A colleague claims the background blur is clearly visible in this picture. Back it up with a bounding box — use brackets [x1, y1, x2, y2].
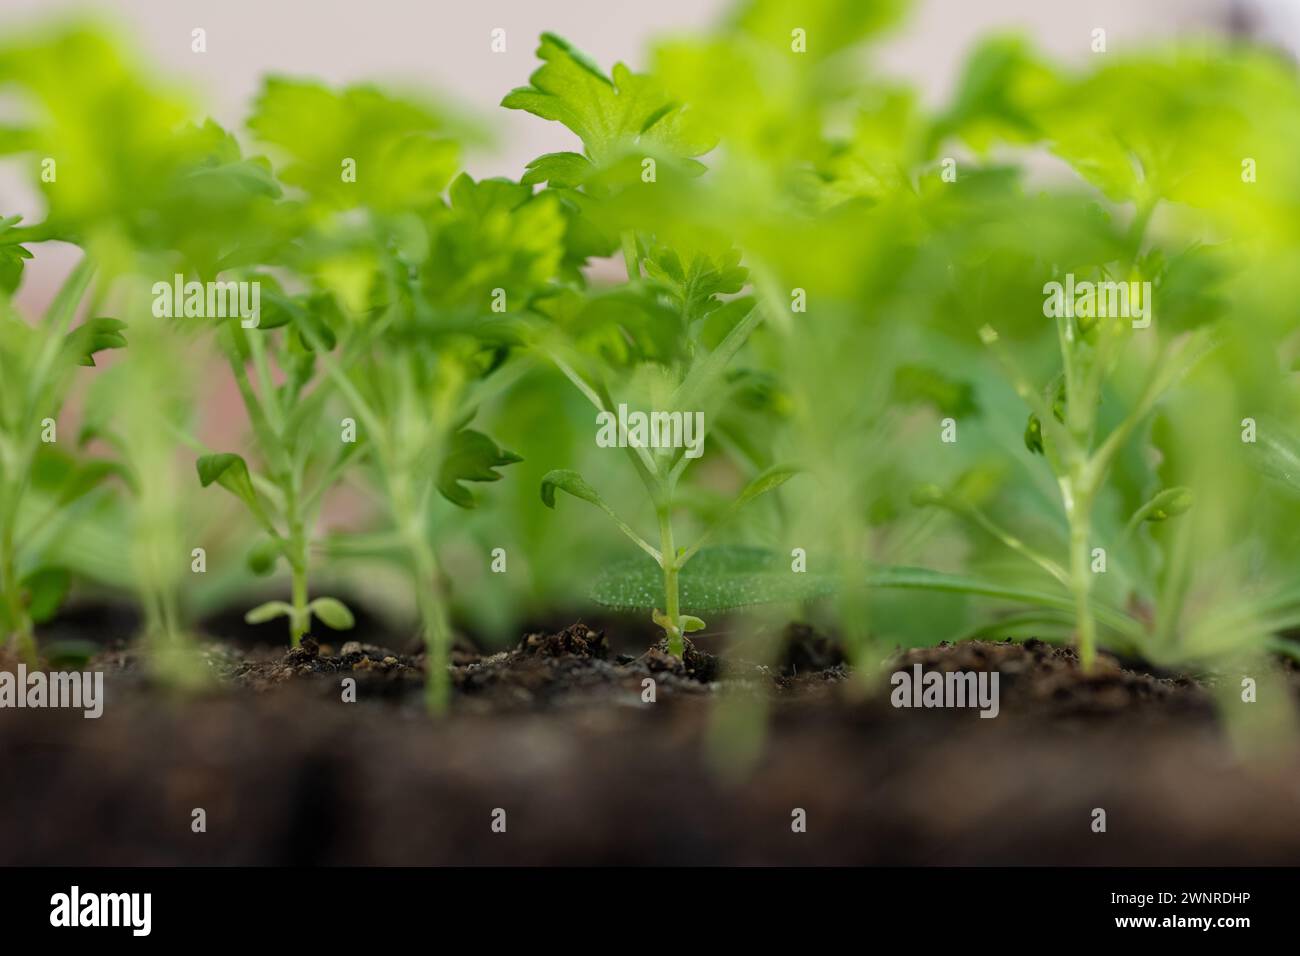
[3, 0, 1296, 305]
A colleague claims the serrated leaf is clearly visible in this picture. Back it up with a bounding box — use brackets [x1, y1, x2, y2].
[309, 596, 355, 630]
[62, 318, 127, 367]
[643, 245, 747, 324]
[532, 283, 686, 366]
[502, 33, 714, 164]
[593, 545, 835, 612]
[0, 242, 33, 294]
[437, 429, 522, 508]
[521, 151, 595, 187]
[249, 77, 459, 212]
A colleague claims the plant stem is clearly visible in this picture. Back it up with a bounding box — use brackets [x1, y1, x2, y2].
[287, 529, 309, 647]
[0, 503, 35, 661]
[390, 477, 452, 714]
[657, 501, 683, 657]
[1063, 471, 1098, 671]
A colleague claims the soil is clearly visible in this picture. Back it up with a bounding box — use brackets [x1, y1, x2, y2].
[3, 614, 1300, 865]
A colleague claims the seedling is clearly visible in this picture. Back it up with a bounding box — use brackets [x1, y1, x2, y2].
[247, 80, 532, 710]
[194, 295, 361, 647]
[0, 244, 124, 661]
[504, 35, 809, 655]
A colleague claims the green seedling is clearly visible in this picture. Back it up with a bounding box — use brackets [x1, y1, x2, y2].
[194, 297, 361, 647]
[247, 80, 531, 711]
[0, 247, 124, 661]
[505, 34, 806, 655]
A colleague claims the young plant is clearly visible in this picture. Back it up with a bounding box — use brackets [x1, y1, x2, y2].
[892, 39, 1300, 672]
[0, 244, 124, 660]
[504, 35, 812, 654]
[194, 294, 360, 647]
[247, 79, 535, 711]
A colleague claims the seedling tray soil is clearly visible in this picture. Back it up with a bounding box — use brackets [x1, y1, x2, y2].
[4, 626, 1298, 866]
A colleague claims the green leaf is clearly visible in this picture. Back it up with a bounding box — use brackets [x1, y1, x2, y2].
[1134, 486, 1193, 523]
[643, 245, 747, 324]
[22, 567, 71, 623]
[540, 468, 603, 510]
[532, 283, 686, 366]
[244, 600, 294, 625]
[541, 469, 661, 562]
[1024, 413, 1044, 455]
[249, 77, 460, 211]
[521, 151, 595, 188]
[437, 429, 522, 508]
[502, 33, 714, 165]
[62, 318, 127, 367]
[0, 242, 32, 294]
[680, 614, 707, 632]
[196, 452, 260, 513]
[422, 174, 566, 313]
[733, 463, 800, 511]
[309, 596, 355, 630]
[593, 545, 836, 612]
[864, 566, 1145, 642]
[1249, 426, 1300, 498]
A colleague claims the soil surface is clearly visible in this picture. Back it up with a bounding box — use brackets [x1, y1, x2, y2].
[3, 617, 1300, 865]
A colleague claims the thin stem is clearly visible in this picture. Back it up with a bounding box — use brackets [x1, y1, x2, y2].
[247, 330, 284, 436]
[284, 474, 310, 647]
[1063, 474, 1098, 670]
[0, 507, 35, 661]
[546, 348, 659, 481]
[657, 500, 683, 658]
[620, 231, 641, 282]
[951, 501, 1071, 588]
[390, 474, 452, 714]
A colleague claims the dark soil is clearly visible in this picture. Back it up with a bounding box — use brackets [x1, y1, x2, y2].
[2, 617, 1299, 865]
